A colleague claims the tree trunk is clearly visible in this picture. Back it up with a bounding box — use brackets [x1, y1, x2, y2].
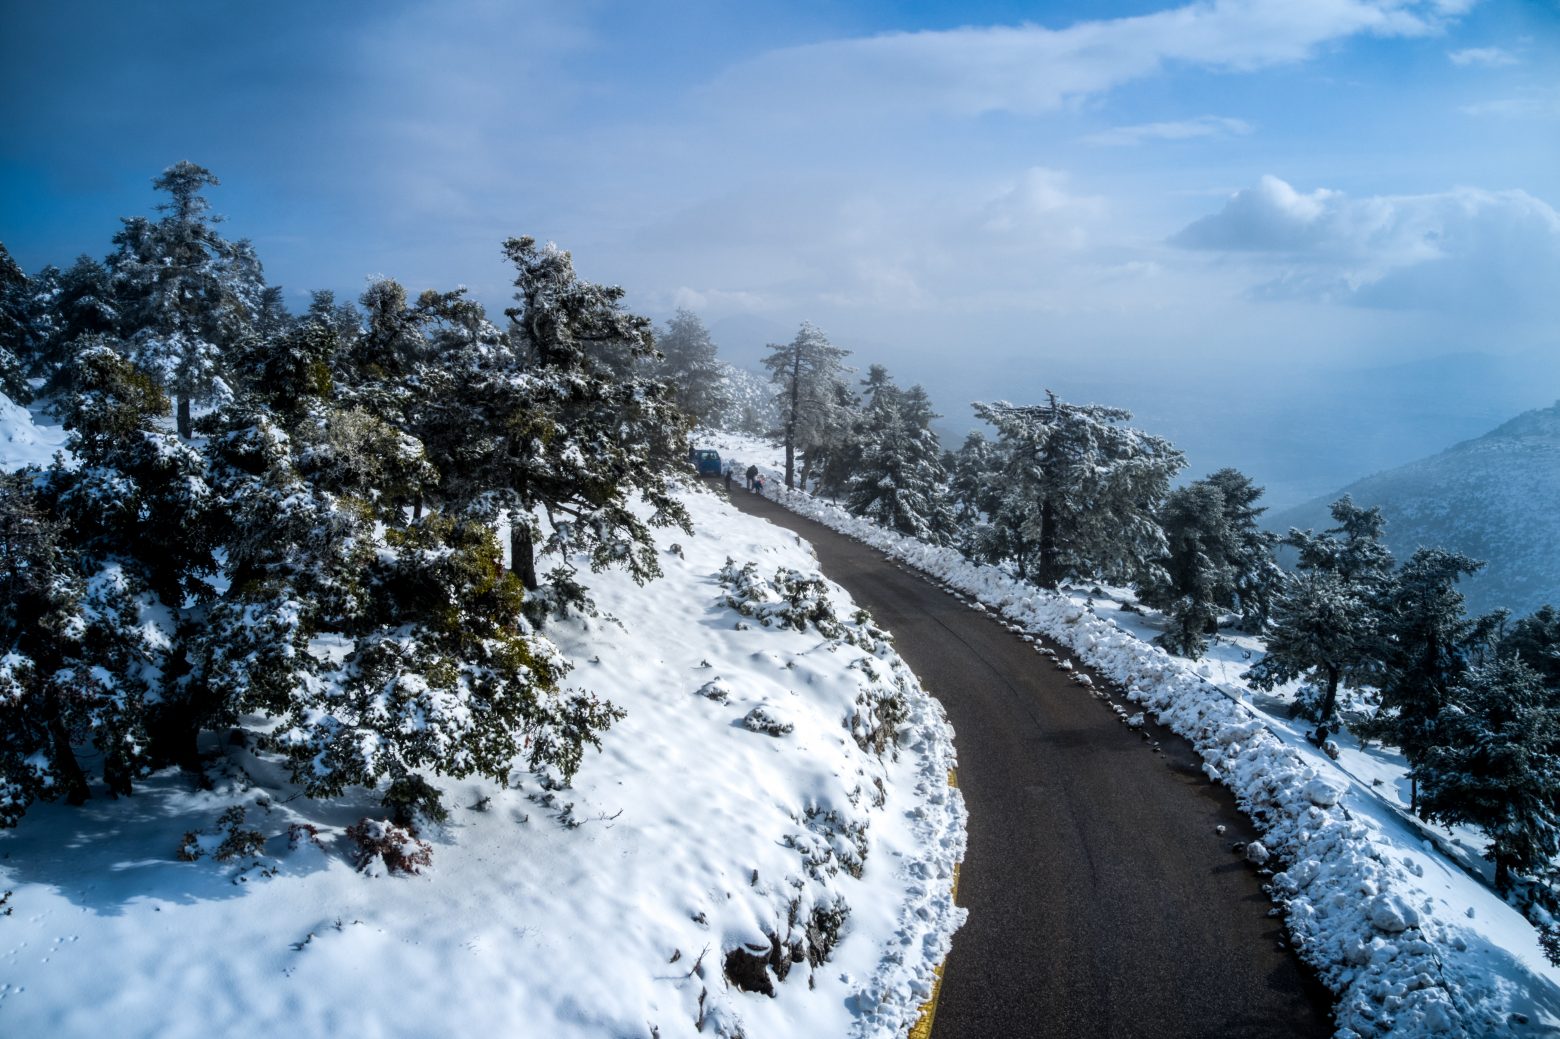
[1037, 497, 1060, 588]
[511, 521, 539, 592]
[784, 438, 796, 492]
[177, 395, 193, 439]
[1318, 664, 1341, 729]
[1494, 853, 1513, 893]
[46, 712, 91, 806]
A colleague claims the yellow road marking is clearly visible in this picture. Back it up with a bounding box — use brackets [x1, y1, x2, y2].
[909, 769, 962, 1039]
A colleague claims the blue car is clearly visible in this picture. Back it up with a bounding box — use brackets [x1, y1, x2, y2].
[689, 448, 723, 476]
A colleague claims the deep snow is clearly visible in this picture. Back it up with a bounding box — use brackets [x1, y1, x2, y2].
[0, 400, 965, 1039]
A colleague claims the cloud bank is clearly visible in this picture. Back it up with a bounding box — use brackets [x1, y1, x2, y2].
[1173, 175, 1560, 314]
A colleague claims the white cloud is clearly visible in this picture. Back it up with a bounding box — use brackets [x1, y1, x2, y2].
[1085, 115, 1254, 146]
[1448, 45, 1518, 66]
[1172, 175, 1560, 314]
[710, 1, 1465, 119]
[980, 167, 1104, 240]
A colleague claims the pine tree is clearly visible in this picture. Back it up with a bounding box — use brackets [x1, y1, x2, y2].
[763, 322, 851, 490]
[485, 236, 691, 606]
[972, 392, 1184, 587]
[0, 244, 35, 401]
[845, 370, 956, 544]
[42, 345, 213, 772]
[1202, 468, 1285, 631]
[1140, 469, 1284, 658]
[33, 255, 121, 396]
[1364, 547, 1497, 809]
[1503, 605, 1560, 688]
[110, 162, 253, 437]
[1245, 497, 1394, 736]
[1417, 658, 1560, 891]
[654, 308, 729, 426]
[1140, 481, 1237, 658]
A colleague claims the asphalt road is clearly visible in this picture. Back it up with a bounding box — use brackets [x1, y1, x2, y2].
[725, 487, 1332, 1039]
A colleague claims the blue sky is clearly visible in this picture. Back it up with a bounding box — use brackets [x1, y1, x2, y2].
[3, 0, 1558, 503]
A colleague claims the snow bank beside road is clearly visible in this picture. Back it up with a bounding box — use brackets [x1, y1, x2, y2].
[706, 431, 1557, 1038]
[0, 476, 964, 1039]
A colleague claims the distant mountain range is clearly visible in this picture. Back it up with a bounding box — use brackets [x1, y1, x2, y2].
[1267, 400, 1560, 620]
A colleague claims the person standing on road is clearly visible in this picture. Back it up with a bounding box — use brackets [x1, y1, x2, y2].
[745, 464, 758, 491]
[723, 465, 734, 493]
[755, 474, 765, 497]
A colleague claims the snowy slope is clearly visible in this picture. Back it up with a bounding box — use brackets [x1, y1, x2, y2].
[1269, 401, 1560, 618]
[0, 442, 965, 1038]
[706, 430, 1560, 1039]
[0, 393, 66, 470]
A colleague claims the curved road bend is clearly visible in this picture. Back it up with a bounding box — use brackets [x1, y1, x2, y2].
[726, 489, 1331, 1039]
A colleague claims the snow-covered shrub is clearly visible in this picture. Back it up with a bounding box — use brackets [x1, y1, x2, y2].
[347, 817, 433, 876]
[716, 559, 885, 651]
[742, 703, 794, 737]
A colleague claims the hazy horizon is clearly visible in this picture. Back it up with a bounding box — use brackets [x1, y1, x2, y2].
[4, 0, 1558, 508]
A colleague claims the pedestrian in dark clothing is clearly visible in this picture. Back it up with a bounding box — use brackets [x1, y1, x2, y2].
[723, 466, 734, 493]
[755, 474, 765, 497]
[745, 464, 758, 491]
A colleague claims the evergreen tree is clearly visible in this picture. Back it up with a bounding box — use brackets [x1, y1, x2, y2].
[1364, 548, 1497, 809]
[1417, 657, 1560, 891]
[34, 255, 120, 395]
[486, 236, 691, 605]
[972, 392, 1184, 587]
[1244, 497, 1394, 736]
[654, 308, 728, 426]
[110, 162, 253, 437]
[763, 322, 851, 490]
[845, 370, 956, 544]
[1141, 469, 1284, 658]
[948, 430, 997, 527]
[1503, 605, 1560, 688]
[40, 345, 213, 772]
[1140, 481, 1236, 658]
[0, 244, 36, 401]
[1202, 468, 1285, 630]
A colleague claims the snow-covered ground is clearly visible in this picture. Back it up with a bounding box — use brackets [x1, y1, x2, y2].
[707, 429, 1560, 1039]
[0, 400, 964, 1039]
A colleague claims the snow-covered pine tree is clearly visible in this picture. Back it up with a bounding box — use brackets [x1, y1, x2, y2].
[0, 244, 35, 401]
[763, 322, 852, 490]
[972, 392, 1184, 588]
[43, 345, 214, 772]
[1202, 468, 1285, 630]
[32, 255, 120, 396]
[1503, 605, 1560, 688]
[1139, 481, 1237, 659]
[1417, 657, 1560, 891]
[1244, 496, 1394, 735]
[492, 236, 692, 606]
[1140, 468, 1284, 658]
[272, 513, 618, 816]
[110, 162, 254, 437]
[653, 308, 729, 426]
[1362, 547, 1499, 810]
[0, 468, 162, 817]
[845, 370, 956, 544]
[712, 361, 781, 434]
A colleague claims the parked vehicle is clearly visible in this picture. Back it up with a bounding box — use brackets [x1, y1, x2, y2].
[688, 448, 722, 476]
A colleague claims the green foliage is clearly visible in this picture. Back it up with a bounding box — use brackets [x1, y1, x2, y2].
[1140, 469, 1283, 658]
[1417, 658, 1560, 891]
[973, 392, 1184, 588]
[1245, 496, 1394, 731]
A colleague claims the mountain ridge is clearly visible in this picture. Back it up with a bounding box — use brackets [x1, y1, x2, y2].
[1267, 399, 1560, 619]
